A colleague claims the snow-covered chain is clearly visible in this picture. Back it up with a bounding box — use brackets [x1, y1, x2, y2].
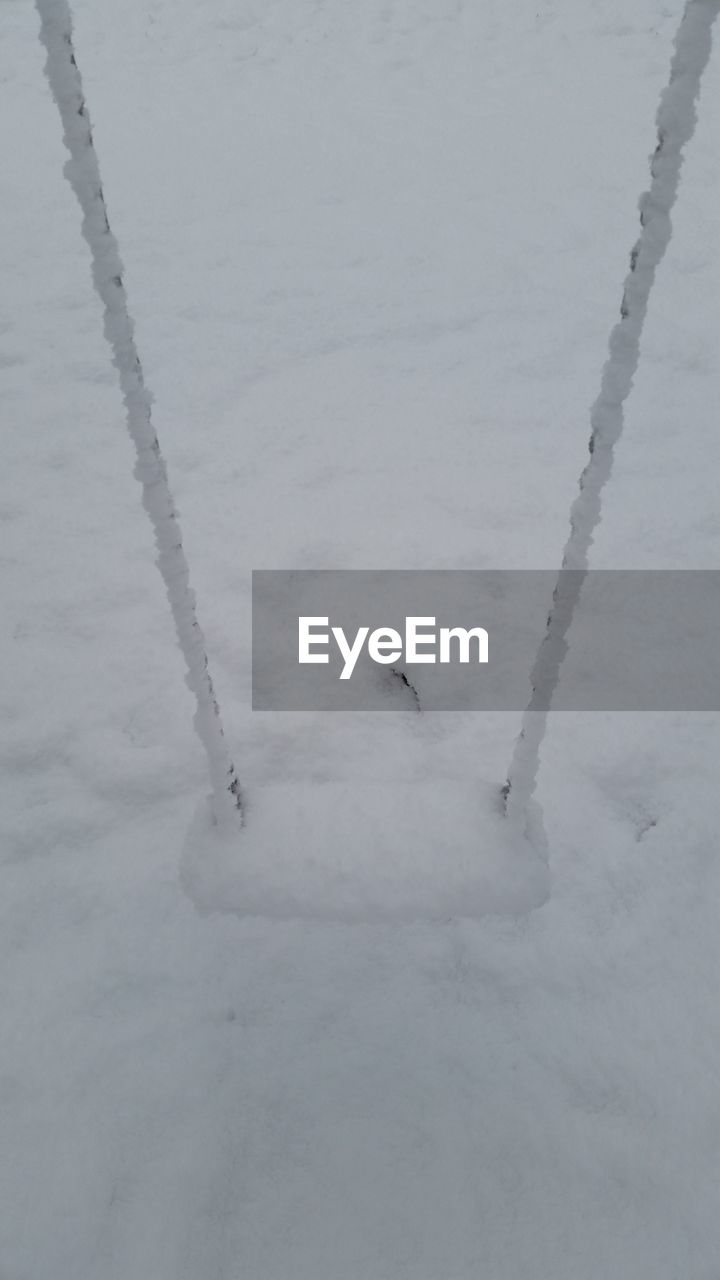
[504, 0, 720, 834]
[36, 0, 243, 824]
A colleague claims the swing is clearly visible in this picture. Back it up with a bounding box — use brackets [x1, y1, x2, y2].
[36, 0, 719, 922]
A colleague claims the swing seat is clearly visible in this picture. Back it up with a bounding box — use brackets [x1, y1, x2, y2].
[181, 781, 549, 923]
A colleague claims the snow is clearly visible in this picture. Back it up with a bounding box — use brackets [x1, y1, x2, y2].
[2, 0, 720, 1276]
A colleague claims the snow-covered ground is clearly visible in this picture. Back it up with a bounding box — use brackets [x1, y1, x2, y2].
[2, 0, 720, 1275]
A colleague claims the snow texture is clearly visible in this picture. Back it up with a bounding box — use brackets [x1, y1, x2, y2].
[2, 0, 720, 1276]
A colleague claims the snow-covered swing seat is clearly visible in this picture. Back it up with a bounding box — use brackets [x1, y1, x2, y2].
[36, 0, 720, 920]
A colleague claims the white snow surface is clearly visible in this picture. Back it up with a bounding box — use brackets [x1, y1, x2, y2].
[2, 1, 720, 1276]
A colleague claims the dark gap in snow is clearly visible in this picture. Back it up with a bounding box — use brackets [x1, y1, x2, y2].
[388, 666, 422, 711]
